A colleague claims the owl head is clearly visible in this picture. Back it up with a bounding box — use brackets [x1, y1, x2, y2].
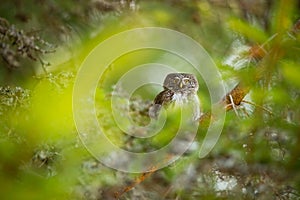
[163, 73, 199, 93]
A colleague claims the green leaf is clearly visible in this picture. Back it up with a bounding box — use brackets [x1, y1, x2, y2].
[228, 18, 268, 43]
[281, 61, 300, 88]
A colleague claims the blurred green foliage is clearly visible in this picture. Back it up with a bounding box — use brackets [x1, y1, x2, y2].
[0, 0, 300, 199]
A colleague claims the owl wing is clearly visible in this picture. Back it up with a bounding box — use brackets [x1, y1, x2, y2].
[154, 89, 174, 106]
[149, 90, 174, 119]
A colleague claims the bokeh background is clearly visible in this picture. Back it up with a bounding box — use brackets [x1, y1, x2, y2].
[0, 0, 300, 199]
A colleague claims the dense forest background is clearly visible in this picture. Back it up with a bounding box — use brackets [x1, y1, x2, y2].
[1, 0, 300, 199]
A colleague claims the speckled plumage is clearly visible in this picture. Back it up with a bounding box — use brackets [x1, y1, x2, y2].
[149, 73, 200, 120]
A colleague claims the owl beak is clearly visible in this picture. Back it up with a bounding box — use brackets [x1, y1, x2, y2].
[179, 81, 183, 88]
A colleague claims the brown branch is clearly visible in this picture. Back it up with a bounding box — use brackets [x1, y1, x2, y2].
[223, 83, 251, 110]
[199, 82, 250, 125]
[114, 166, 157, 199]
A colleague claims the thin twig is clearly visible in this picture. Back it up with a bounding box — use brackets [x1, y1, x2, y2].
[242, 100, 273, 115]
[229, 94, 240, 118]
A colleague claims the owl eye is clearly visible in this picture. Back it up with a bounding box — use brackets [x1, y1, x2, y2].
[182, 78, 190, 84]
[174, 77, 181, 83]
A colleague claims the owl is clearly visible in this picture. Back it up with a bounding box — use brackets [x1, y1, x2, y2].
[149, 73, 200, 120]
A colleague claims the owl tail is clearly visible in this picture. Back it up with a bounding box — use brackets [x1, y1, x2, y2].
[148, 104, 161, 119]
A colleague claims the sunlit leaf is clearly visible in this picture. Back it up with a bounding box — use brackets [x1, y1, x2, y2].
[228, 18, 268, 43]
[281, 61, 300, 88]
